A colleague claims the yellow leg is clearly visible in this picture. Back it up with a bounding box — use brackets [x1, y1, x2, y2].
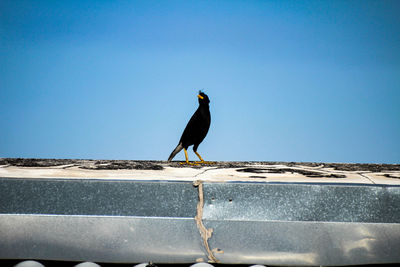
[185, 148, 190, 164]
[195, 151, 204, 162]
[179, 148, 199, 166]
[194, 151, 215, 164]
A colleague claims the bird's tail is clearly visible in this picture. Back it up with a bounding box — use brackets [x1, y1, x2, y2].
[168, 143, 184, 162]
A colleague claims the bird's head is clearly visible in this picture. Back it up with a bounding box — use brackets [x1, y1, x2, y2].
[197, 91, 210, 105]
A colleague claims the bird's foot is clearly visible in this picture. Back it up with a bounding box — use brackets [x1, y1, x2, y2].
[195, 161, 216, 165]
[179, 161, 200, 166]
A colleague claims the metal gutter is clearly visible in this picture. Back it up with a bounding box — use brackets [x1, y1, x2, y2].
[1, 176, 400, 265]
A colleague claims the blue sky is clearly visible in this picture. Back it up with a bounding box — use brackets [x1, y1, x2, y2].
[1, 0, 399, 163]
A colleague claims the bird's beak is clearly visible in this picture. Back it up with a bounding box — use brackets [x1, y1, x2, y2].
[198, 94, 204, 100]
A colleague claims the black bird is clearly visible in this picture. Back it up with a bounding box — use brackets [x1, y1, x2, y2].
[168, 91, 211, 165]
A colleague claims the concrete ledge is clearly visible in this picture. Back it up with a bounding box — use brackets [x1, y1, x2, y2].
[1, 158, 399, 185]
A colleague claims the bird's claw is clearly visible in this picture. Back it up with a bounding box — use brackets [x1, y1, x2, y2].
[194, 161, 216, 165]
[180, 161, 200, 166]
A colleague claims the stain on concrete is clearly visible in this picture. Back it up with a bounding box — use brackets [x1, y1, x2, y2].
[382, 173, 400, 179]
[236, 167, 346, 178]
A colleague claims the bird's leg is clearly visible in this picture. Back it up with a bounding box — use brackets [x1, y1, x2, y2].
[194, 151, 205, 162]
[194, 151, 215, 164]
[180, 148, 199, 166]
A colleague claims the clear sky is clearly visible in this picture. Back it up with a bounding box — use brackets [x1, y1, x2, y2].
[1, 0, 399, 163]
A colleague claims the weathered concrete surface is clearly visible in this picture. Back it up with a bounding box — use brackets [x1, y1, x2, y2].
[1, 158, 399, 185]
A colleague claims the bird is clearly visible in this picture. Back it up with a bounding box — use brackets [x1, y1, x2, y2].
[168, 91, 211, 165]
